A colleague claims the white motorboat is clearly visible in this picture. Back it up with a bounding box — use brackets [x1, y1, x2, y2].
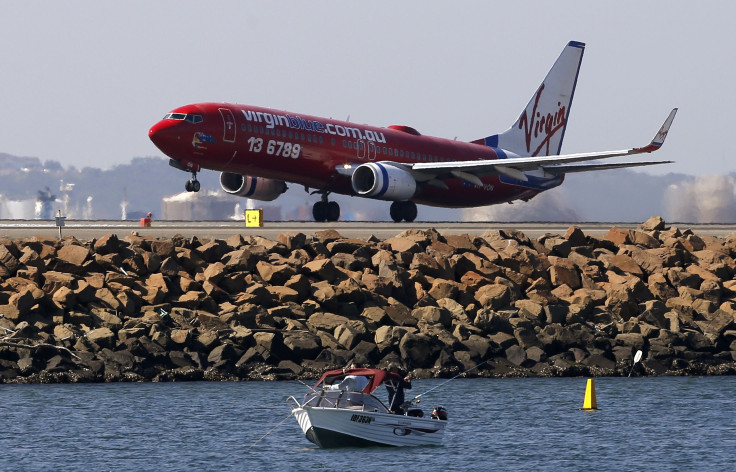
[289, 368, 448, 448]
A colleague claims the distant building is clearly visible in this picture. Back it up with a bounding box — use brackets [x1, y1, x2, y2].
[161, 190, 282, 220]
[0, 196, 37, 219]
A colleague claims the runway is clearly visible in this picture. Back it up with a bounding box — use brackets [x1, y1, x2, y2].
[0, 220, 735, 241]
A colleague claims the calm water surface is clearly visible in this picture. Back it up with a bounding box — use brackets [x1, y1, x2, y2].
[1, 376, 734, 471]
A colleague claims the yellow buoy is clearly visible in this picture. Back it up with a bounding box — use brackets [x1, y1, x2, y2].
[582, 378, 598, 411]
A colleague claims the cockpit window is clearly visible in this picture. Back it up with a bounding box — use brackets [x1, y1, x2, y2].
[163, 113, 203, 123]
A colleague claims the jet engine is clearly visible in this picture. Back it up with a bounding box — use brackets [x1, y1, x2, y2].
[351, 162, 417, 201]
[220, 172, 287, 201]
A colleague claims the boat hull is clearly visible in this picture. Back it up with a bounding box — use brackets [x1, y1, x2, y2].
[293, 406, 446, 448]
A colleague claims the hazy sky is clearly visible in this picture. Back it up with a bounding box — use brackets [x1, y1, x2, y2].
[2, 1, 733, 176]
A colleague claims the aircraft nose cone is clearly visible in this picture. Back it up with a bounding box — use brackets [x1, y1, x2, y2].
[149, 120, 180, 154]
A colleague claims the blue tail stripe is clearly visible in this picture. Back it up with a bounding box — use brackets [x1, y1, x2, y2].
[485, 135, 499, 147]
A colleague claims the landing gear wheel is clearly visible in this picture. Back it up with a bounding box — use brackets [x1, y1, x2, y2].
[312, 201, 327, 222]
[312, 200, 341, 222]
[403, 201, 417, 222]
[312, 192, 340, 222]
[390, 201, 417, 222]
[390, 202, 402, 223]
[185, 179, 201, 192]
[326, 201, 340, 222]
[185, 169, 200, 192]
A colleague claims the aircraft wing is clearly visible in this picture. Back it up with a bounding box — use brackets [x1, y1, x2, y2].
[407, 108, 678, 183]
[541, 160, 673, 175]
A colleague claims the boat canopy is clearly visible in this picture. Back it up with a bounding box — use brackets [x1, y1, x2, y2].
[312, 368, 393, 394]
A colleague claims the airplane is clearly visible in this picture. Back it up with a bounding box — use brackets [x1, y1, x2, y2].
[149, 41, 677, 222]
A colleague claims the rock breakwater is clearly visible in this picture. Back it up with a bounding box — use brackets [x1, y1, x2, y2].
[1, 216, 735, 383]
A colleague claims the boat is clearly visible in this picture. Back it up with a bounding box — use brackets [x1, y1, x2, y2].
[289, 367, 448, 448]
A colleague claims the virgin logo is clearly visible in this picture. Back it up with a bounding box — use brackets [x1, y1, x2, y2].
[518, 84, 567, 156]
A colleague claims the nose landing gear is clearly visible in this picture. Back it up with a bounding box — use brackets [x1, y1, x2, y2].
[185, 171, 200, 192]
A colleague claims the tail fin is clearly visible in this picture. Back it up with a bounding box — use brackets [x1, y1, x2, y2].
[476, 41, 585, 157]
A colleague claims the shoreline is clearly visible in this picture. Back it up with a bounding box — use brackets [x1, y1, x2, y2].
[1, 216, 735, 384]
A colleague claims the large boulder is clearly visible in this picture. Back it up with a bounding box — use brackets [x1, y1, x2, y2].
[307, 312, 350, 331]
[334, 321, 367, 350]
[282, 331, 321, 361]
[256, 261, 295, 285]
[548, 257, 581, 289]
[87, 327, 116, 349]
[399, 332, 440, 368]
[412, 306, 452, 328]
[301, 258, 339, 283]
[55, 244, 91, 271]
[474, 284, 511, 309]
[537, 324, 594, 355]
[384, 302, 418, 327]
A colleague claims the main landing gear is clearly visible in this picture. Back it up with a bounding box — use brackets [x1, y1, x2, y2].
[390, 200, 417, 223]
[185, 171, 200, 192]
[312, 193, 340, 222]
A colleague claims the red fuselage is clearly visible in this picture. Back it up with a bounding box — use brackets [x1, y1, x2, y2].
[149, 103, 553, 207]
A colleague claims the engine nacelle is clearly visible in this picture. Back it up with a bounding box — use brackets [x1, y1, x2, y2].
[220, 172, 287, 201]
[351, 162, 417, 201]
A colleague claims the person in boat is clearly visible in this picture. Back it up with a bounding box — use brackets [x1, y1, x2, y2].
[327, 363, 370, 392]
[385, 363, 412, 414]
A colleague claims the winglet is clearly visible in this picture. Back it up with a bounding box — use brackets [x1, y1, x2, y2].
[635, 108, 678, 153]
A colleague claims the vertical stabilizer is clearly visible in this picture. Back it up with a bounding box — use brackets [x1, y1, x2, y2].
[479, 41, 585, 157]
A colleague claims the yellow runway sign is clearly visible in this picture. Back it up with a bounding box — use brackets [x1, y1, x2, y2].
[245, 209, 263, 227]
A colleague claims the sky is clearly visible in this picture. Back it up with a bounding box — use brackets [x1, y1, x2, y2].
[1, 1, 734, 177]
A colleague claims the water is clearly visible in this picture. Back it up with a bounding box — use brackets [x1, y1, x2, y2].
[1, 377, 734, 471]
